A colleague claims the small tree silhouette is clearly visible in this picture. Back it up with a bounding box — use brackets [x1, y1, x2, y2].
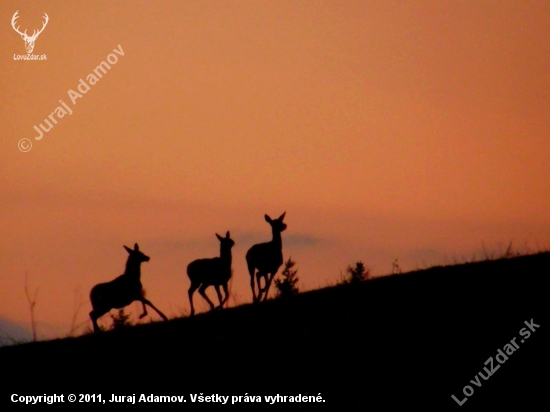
[344, 261, 371, 284]
[110, 309, 133, 331]
[274, 257, 299, 298]
[392, 258, 402, 275]
[24, 272, 38, 341]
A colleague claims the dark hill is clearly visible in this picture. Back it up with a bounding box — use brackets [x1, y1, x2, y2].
[1, 252, 547, 408]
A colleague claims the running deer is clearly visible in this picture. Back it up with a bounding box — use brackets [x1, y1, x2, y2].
[89, 243, 168, 333]
[187, 231, 235, 316]
[246, 212, 287, 303]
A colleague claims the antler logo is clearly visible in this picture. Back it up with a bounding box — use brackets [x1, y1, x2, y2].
[11, 10, 49, 54]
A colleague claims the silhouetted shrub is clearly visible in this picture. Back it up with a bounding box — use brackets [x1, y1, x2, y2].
[274, 257, 299, 298]
[110, 309, 133, 331]
[343, 261, 371, 284]
[392, 258, 402, 274]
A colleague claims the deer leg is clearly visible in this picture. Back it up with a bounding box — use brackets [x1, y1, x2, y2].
[214, 285, 223, 309]
[263, 271, 277, 301]
[189, 282, 200, 316]
[256, 271, 266, 302]
[199, 284, 216, 311]
[139, 301, 148, 319]
[221, 283, 229, 307]
[250, 271, 258, 303]
[257, 272, 264, 292]
[89, 311, 101, 333]
[247, 261, 258, 303]
[90, 308, 108, 333]
[141, 298, 168, 321]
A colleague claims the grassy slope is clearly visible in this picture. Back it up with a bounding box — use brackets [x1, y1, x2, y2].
[1, 252, 547, 408]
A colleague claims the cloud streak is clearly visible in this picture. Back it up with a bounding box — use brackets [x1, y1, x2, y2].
[146, 232, 323, 252]
[0, 318, 32, 347]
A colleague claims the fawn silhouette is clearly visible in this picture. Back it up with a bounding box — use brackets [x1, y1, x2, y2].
[246, 212, 287, 303]
[187, 231, 235, 316]
[89, 243, 168, 333]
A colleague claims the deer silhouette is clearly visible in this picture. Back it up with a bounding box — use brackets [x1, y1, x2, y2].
[187, 231, 235, 316]
[246, 212, 287, 303]
[89, 243, 168, 333]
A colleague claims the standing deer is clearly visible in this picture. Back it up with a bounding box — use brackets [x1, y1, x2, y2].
[89, 243, 168, 333]
[11, 11, 49, 54]
[187, 231, 235, 316]
[246, 212, 287, 303]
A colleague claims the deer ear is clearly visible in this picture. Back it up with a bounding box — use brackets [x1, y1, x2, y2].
[226, 231, 230, 238]
[124, 245, 132, 253]
[216, 233, 223, 241]
[279, 212, 286, 220]
[134, 243, 139, 251]
[265, 214, 272, 223]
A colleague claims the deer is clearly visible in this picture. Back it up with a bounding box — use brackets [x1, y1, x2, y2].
[187, 231, 235, 316]
[11, 11, 49, 54]
[246, 212, 287, 303]
[89, 243, 168, 333]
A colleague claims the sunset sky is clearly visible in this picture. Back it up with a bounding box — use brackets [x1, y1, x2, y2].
[1, 1, 549, 343]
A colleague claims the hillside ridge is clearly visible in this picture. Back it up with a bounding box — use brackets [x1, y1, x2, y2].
[1, 252, 546, 408]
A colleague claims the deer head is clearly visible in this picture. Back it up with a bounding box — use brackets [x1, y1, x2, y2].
[11, 11, 49, 54]
[216, 231, 235, 248]
[124, 243, 150, 263]
[265, 212, 287, 233]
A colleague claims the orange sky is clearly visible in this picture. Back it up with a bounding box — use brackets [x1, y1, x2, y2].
[1, 1, 549, 342]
